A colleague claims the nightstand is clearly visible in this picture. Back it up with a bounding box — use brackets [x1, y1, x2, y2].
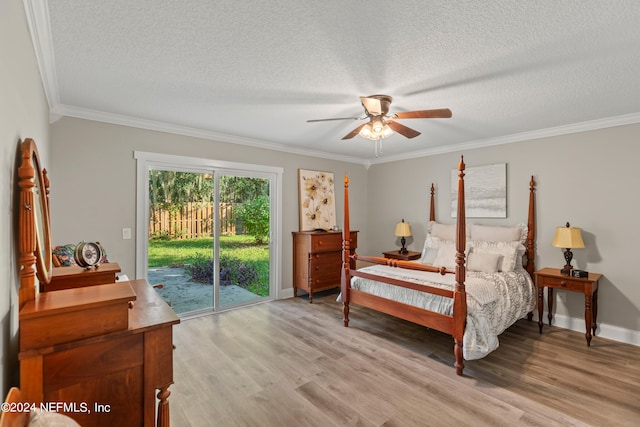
[383, 250, 421, 261]
[534, 267, 602, 346]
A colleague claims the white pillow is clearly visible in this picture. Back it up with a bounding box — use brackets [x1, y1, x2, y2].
[432, 243, 457, 270]
[429, 221, 456, 241]
[467, 251, 502, 273]
[470, 224, 525, 243]
[419, 234, 447, 264]
[467, 240, 524, 272]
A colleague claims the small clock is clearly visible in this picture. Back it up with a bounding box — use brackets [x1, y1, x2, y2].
[74, 241, 102, 268]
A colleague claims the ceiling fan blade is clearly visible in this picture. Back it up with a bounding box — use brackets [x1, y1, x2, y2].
[342, 123, 367, 140]
[307, 116, 362, 123]
[387, 121, 421, 139]
[393, 108, 452, 119]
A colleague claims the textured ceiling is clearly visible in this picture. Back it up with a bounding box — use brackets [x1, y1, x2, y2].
[26, 0, 640, 164]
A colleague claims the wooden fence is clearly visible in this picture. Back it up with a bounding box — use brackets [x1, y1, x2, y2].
[149, 202, 241, 240]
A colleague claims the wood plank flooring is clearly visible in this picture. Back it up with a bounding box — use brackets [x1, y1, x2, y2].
[169, 290, 640, 426]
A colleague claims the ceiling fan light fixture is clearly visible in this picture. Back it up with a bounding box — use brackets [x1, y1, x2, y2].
[359, 123, 373, 139]
[359, 122, 393, 140]
[372, 118, 384, 134]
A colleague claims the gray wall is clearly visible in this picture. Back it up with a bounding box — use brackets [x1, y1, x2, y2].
[50, 118, 640, 343]
[49, 117, 369, 293]
[367, 125, 640, 340]
[0, 0, 51, 395]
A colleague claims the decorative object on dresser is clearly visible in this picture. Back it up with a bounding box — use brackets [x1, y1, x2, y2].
[340, 157, 538, 376]
[394, 219, 412, 254]
[534, 267, 602, 346]
[292, 230, 357, 303]
[73, 241, 103, 268]
[297, 169, 336, 231]
[552, 222, 585, 275]
[17, 138, 179, 427]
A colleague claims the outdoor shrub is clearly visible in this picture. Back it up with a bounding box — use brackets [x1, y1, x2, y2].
[185, 252, 213, 283]
[235, 195, 270, 244]
[219, 254, 259, 287]
[185, 253, 259, 289]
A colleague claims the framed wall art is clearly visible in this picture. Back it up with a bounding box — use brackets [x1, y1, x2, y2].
[451, 163, 507, 218]
[298, 169, 336, 231]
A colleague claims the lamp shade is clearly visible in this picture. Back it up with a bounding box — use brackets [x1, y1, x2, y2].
[394, 219, 412, 237]
[552, 224, 585, 249]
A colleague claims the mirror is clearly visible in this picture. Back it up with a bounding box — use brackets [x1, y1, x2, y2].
[18, 138, 52, 308]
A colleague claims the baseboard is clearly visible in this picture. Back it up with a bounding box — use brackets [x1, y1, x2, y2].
[539, 312, 640, 346]
[279, 287, 295, 299]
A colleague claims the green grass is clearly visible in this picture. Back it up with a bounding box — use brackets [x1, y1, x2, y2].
[148, 235, 270, 295]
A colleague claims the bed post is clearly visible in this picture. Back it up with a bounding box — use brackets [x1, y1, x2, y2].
[526, 176, 536, 278]
[453, 156, 467, 376]
[429, 183, 435, 222]
[341, 174, 351, 327]
[525, 176, 536, 321]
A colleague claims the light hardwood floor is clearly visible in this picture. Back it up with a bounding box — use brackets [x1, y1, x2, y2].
[170, 291, 640, 426]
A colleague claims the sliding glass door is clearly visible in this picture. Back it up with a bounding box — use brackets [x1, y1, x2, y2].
[135, 152, 282, 317]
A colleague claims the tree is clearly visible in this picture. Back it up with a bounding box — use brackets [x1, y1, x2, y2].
[149, 170, 213, 208]
[219, 176, 268, 203]
[235, 195, 270, 244]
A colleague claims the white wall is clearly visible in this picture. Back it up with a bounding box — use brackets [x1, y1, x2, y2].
[0, 0, 51, 395]
[49, 117, 369, 293]
[367, 125, 640, 343]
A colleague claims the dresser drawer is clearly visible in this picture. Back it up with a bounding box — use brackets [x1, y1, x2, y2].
[538, 275, 585, 292]
[310, 232, 340, 252]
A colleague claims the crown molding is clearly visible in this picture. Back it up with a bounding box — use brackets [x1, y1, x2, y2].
[367, 112, 640, 165]
[52, 104, 368, 165]
[23, 0, 60, 108]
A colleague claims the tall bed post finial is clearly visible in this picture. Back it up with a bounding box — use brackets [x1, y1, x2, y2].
[341, 174, 351, 326]
[429, 183, 435, 222]
[453, 155, 467, 375]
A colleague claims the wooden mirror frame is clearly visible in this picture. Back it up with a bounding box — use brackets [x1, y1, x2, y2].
[18, 138, 52, 309]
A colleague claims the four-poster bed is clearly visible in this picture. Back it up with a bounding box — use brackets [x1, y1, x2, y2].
[340, 156, 537, 376]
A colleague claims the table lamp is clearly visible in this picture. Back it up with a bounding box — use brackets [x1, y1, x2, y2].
[552, 222, 585, 275]
[394, 219, 412, 254]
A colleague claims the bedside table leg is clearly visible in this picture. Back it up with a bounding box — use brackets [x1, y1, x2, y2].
[547, 288, 554, 326]
[585, 292, 593, 346]
[537, 286, 544, 333]
[592, 289, 598, 336]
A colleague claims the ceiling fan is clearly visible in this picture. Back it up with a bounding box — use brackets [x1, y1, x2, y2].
[307, 94, 452, 141]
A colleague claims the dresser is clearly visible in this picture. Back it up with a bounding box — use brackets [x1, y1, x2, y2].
[19, 280, 179, 427]
[16, 138, 179, 426]
[292, 230, 357, 303]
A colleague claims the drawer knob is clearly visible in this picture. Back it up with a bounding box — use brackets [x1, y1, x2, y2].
[560, 281, 567, 287]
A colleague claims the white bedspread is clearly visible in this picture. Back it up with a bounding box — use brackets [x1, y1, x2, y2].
[343, 265, 536, 360]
